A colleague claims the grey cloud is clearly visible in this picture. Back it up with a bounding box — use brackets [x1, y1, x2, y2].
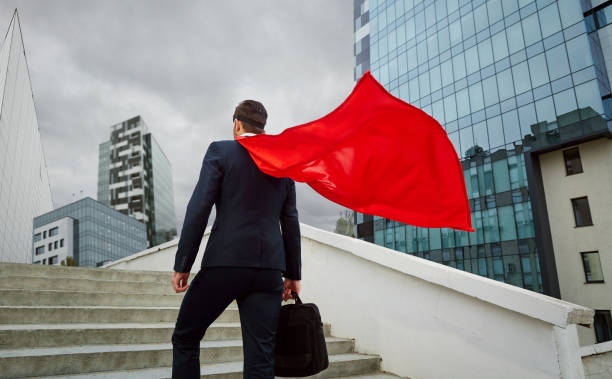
[0, 0, 353, 233]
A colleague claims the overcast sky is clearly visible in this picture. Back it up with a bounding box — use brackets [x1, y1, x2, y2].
[0, 1, 355, 233]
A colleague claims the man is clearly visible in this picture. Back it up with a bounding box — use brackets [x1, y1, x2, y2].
[170, 100, 302, 379]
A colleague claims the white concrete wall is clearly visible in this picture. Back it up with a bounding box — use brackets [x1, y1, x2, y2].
[539, 137, 612, 346]
[582, 341, 612, 379]
[33, 216, 73, 265]
[104, 223, 597, 378]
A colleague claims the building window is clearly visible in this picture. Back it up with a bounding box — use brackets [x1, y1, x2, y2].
[48, 255, 58, 265]
[35, 246, 44, 255]
[42, 258, 46, 264]
[571, 197, 593, 227]
[33, 233, 41, 242]
[53, 241, 58, 249]
[581, 251, 604, 283]
[594, 310, 612, 343]
[60, 239, 64, 247]
[48, 243, 53, 251]
[563, 147, 583, 175]
[43, 230, 47, 239]
[49, 227, 59, 236]
[34, 260, 40, 264]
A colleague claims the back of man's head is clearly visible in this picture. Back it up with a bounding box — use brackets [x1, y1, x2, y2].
[233, 100, 267, 134]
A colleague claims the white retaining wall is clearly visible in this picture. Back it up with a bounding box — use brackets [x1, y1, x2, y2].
[104, 223, 596, 379]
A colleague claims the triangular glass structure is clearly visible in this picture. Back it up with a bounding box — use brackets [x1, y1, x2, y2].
[0, 9, 53, 263]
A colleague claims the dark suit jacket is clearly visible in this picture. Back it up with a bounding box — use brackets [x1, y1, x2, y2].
[173, 138, 301, 280]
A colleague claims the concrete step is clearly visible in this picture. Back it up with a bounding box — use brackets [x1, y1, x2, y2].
[0, 275, 182, 295]
[0, 322, 333, 349]
[0, 306, 239, 324]
[341, 375, 404, 379]
[0, 262, 186, 283]
[29, 353, 382, 379]
[29, 353, 383, 378]
[0, 288, 185, 307]
[0, 338, 355, 378]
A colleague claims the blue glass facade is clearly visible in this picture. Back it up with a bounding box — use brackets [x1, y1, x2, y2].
[33, 197, 147, 267]
[353, 0, 611, 293]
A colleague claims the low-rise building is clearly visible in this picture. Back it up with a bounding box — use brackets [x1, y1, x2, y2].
[32, 197, 147, 267]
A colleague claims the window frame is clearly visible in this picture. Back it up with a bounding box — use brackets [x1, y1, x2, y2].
[571, 196, 594, 227]
[594, 310, 612, 343]
[563, 147, 583, 176]
[580, 251, 605, 284]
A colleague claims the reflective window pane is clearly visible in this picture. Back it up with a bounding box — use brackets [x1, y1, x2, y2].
[460, 126, 474, 157]
[553, 88, 578, 125]
[546, 45, 570, 81]
[453, 53, 467, 80]
[478, 39, 494, 68]
[581, 251, 604, 282]
[539, 3, 562, 39]
[566, 35, 593, 73]
[497, 68, 515, 101]
[456, 88, 470, 118]
[492, 31, 509, 62]
[522, 13, 542, 47]
[492, 158, 510, 193]
[469, 82, 485, 112]
[444, 94, 458, 121]
[465, 45, 479, 75]
[518, 102, 537, 137]
[528, 53, 549, 88]
[512, 61, 532, 95]
[575, 80, 604, 116]
[488, 116, 505, 148]
[483, 208, 500, 243]
[498, 205, 518, 241]
[441, 59, 454, 86]
[473, 120, 490, 150]
[535, 96, 556, 125]
[488, 0, 503, 24]
[502, 109, 521, 143]
[507, 22, 525, 54]
[483, 76, 500, 107]
[474, 4, 489, 32]
[514, 202, 535, 238]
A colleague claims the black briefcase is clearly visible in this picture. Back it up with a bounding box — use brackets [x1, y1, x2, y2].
[274, 291, 329, 377]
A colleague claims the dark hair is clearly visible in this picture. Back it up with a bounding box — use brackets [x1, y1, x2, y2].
[233, 100, 267, 134]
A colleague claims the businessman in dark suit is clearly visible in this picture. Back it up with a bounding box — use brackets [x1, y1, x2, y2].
[170, 100, 301, 379]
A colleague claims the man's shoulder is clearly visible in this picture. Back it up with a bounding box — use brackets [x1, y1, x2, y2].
[208, 139, 243, 155]
[210, 139, 240, 149]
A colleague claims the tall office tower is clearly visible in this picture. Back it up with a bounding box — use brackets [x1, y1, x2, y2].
[97, 116, 177, 248]
[0, 10, 53, 263]
[353, 0, 612, 344]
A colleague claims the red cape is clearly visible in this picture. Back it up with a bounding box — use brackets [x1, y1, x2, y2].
[236, 71, 474, 232]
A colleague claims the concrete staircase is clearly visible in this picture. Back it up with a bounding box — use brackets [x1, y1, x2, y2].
[0, 262, 397, 378]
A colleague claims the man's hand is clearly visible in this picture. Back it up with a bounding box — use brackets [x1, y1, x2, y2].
[172, 271, 190, 293]
[282, 278, 300, 301]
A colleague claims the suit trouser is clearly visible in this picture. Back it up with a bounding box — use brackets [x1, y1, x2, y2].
[171, 266, 284, 379]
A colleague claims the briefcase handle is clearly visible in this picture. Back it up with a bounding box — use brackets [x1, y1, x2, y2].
[290, 290, 302, 304]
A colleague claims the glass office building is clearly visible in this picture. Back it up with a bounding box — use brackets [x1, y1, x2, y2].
[33, 197, 147, 267]
[353, 0, 612, 295]
[0, 10, 53, 264]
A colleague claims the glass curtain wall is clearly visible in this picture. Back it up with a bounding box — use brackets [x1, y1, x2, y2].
[354, 0, 610, 292]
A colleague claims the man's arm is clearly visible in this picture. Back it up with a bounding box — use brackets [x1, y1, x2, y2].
[280, 178, 301, 280]
[173, 142, 223, 274]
